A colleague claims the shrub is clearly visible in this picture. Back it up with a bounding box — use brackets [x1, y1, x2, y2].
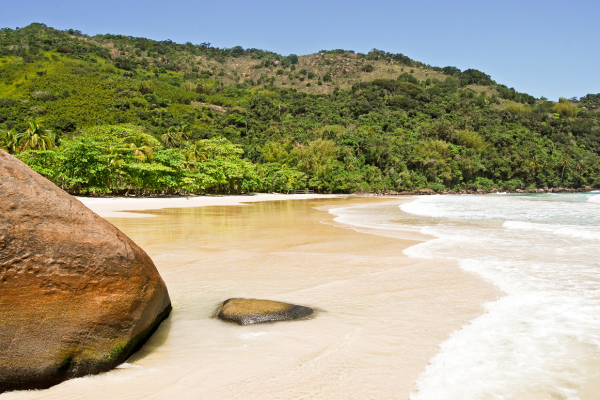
[461, 69, 494, 86]
[112, 100, 130, 110]
[162, 63, 178, 72]
[414, 140, 450, 159]
[195, 83, 215, 95]
[552, 98, 578, 118]
[471, 177, 495, 190]
[397, 72, 418, 85]
[428, 182, 447, 192]
[114, 58, 133, 71]
[103, 64, 117, 74]
[455, 130, 487, 153]
[506, 103, 532, 113]
[54, 118, 77, 133]
[442, 66, 461, 76]
[503, 179, 524, 190]
[183, 72, 199, 81]
[31, 91, 57, 101]
[144, 93, 170, 108]
[29, 106, 46, 116]
[386, 95, 414, 110]
[139, 82, 154, 94]
[397, 82, 423, 97]
[362, 64, 374, 72]
[0, 99, 18, 107]
[323, 73, 333, 82]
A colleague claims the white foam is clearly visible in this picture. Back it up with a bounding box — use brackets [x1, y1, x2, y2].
[329, 194, 600, 399]
[115, 363, 143, 369]
[587, 194, 600, 203]
[504, 220, 600, 240]
[239, 332, 268, 339]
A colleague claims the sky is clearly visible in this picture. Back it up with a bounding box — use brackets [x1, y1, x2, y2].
[1, 0, 598, 101]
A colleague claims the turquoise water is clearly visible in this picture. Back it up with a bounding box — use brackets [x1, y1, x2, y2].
[331, 193, 600, 399]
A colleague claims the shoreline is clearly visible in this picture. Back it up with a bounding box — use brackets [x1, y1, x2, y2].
[62, 195, 501, 399]
[77, 193, 343, 218]
[74, 186, 597, 218]
[355, 186, 596, 196]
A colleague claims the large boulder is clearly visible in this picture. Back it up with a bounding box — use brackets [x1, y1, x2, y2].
[218, 298, 314, 325]
[0, 150, 171, 393]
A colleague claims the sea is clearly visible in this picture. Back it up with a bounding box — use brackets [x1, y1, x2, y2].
[329, 192, 600, 399]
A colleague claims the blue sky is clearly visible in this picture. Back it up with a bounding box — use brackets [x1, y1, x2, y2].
[2, 0, 598, 100]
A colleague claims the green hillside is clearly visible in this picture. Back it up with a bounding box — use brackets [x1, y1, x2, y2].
[1, 23, 599, 194]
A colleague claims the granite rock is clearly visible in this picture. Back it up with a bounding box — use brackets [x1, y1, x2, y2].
[0, 150, 171, 393]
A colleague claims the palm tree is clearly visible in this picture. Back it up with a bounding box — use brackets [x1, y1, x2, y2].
[106, 145, 125, 188]
[161, 125, 189, 148]
[183, 140, 208, 162]
[560, 158, 572, 182]
[107, 145, 125, 170]
[0, 130, 21, 154]
[343, 149, 359, 170]
[19, 120, 55, 151]
[46, 130, 61, 147]
[529, 155, 547, 183]
[178, 125, 190, 144]
[161, 126, 179, 148]
[123, 133, 155, 162]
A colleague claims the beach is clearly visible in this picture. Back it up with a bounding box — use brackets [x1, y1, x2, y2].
[330, 193, 600, 399]
[3, 195, 499, 400]
[72, 193, 343, 218]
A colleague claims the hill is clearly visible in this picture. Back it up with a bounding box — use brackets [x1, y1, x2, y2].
[0, 23, 599, 194]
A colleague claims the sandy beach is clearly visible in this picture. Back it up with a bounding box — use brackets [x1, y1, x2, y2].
[76, 193, 343, 218]
[5, 195, 500, 400]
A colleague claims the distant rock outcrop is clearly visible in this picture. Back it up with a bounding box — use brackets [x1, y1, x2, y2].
[0, 150, 171, 393]
[218, 298, 314, 325]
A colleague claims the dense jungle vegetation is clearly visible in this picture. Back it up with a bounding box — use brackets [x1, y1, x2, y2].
[1, 23, 599, 194]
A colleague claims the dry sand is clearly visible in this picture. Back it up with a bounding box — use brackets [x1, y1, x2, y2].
[4, 196, 500, 400]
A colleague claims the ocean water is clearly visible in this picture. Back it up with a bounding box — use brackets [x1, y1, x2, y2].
[330, 193, 600, 400]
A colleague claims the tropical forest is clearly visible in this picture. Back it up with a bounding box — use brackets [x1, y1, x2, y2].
[1, 23, 599, 195]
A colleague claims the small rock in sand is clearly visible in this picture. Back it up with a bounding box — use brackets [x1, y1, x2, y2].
[218, 298, 314, 325]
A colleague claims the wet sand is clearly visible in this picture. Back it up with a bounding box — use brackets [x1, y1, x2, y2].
[75, 193, 342, 218]
[3, 197, 500, 400]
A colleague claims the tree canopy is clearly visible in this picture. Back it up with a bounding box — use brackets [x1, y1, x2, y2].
[1, 23, 599, 194]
